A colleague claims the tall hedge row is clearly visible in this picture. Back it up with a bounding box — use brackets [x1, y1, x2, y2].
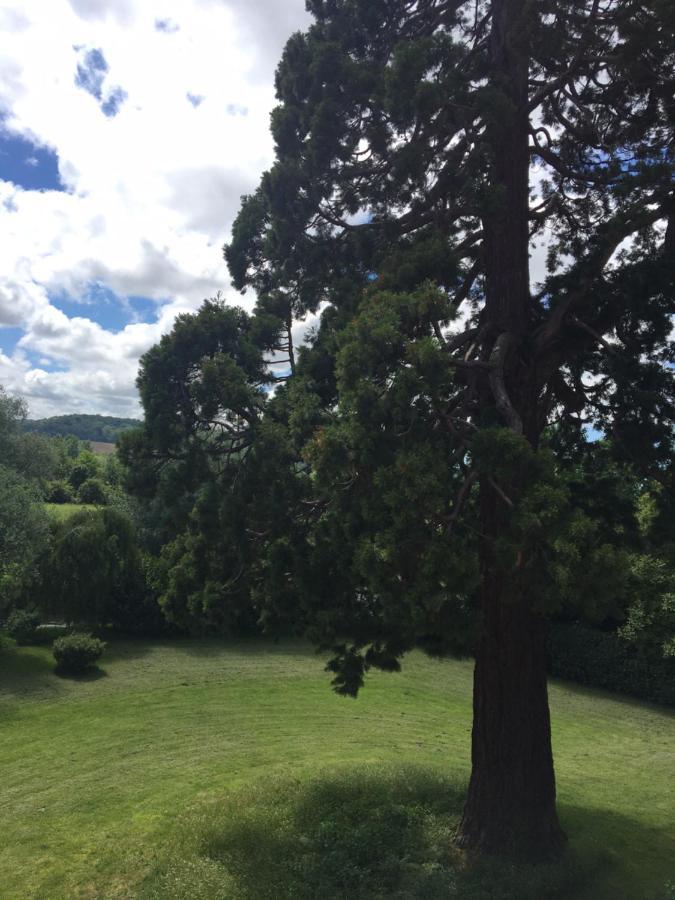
[548, 623, 675, 707]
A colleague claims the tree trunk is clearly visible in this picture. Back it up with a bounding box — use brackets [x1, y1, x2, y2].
[456, 486, 567, 856]
[455, 0, 566, 856]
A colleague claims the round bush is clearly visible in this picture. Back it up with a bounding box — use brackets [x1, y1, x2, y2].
[53, 632, 106, 674]
[77, 478, 108, 505]
[45, 480, 74, 504]
[5, 609, 41, 644]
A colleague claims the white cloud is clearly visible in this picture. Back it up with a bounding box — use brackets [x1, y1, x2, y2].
[0, 0, 310, 417]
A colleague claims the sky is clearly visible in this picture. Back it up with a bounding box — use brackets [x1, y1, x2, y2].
[0, 0, 311, 418]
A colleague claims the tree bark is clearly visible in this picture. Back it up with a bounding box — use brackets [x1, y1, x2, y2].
[455, 0, 566, 857]
[456, 486, 567, 856]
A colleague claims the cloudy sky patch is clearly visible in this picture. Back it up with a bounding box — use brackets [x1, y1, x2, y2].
[0, 0, 310, 418]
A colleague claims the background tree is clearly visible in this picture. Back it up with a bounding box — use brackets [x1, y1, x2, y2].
[0, 388, 50, 611]
[127, 0, 674, 857]
[0, 465, 50, 612]
[35, 507, 150, 632]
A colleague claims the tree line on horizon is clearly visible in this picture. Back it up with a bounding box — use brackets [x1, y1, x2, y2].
[23, 413, 140, 443]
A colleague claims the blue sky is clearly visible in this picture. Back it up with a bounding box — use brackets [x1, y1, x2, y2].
[0, 128, 64, 192]
[0, 0, 311, 417]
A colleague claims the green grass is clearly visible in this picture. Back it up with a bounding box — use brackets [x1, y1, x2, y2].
[0, 639, 673, 899]
[44, 502, 98, 520]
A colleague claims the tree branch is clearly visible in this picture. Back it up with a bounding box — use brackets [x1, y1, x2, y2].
[488, 333, 523, 434]
[445, 469, 477, 535]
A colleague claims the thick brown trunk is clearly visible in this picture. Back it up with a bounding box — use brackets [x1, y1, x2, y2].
[456, 488, 567, 856]
[455, 0, 566, 857]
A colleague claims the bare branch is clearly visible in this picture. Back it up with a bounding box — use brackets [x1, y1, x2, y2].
[441, 327, 479, 354]
[445, 469, 477, 535]
[570, 315, 619, 356]
[488, 333, 523, 434]
[489, 477, 515, 508]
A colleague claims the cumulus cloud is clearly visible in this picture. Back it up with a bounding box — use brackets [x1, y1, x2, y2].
[0, 0, 308, 417]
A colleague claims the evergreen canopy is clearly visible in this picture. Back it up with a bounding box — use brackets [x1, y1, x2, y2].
[126, 0, 674, 856]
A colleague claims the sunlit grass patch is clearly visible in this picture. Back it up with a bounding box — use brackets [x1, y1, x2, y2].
[0, 638, 672, 898]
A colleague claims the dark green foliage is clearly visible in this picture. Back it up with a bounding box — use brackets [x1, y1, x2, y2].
[0, 386, 26, 464]
[130, 0, 674, 853]
[0, 464, 50, 610]
[77, 477, 108, 505]
[45, 480, 74, 504]
[35, 507, 152, 631]
[24, 414, 139, 443]
[52, 632, 105, 674]
[4, 609, 41, 644]
[549, 623, 675, 707]
[217, 0, 675, 694]
[68, 450, 101, 491]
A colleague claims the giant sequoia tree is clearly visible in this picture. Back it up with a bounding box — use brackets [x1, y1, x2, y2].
[127, 0, 674, 857]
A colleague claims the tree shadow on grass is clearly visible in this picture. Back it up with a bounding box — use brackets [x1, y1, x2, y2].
[0, 644, 66, 699]
[98, 638, 155, 664]
[550, 676, 675, 717]
[139, 764, 670, 900]
[167, 635, 315, 659]
[54, 665, 107, 682]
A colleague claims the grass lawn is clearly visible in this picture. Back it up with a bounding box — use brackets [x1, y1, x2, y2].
[0, 638, 673, 899]
[44, 502, 99, 520]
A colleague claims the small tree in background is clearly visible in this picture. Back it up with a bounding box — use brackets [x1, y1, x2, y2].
[36, 508, 148, 630]
[77, 477, 108, 505]
[0, 465, 50, 612]
[68, 450, 101, 492]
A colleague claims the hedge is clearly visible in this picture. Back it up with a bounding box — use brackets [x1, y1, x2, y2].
[548, 623, 675, 707]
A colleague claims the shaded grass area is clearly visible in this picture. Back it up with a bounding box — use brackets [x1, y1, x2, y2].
[141, 767, 601, 900]
[0, 639, 673, 899]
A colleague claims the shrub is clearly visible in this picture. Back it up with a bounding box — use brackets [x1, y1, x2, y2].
[77, 478, 108, 505]
[68, 451, 101, 491]
[5, 609, 41, 644]
[53, 632, 105, 674]
[45, 480, 74, 504]
[548, 623, 675, 707]
[34, 623, 70, 645]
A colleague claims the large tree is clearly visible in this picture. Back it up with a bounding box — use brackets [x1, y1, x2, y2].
[128, 0, 674, 857]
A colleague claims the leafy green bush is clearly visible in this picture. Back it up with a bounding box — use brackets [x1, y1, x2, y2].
[77, 477, 108, 505]
[549, 623, 675, 706]
[52, 632, 105, 674]
[68, 451, 101, 491]
[5, 609, 41, 644]
[45, 480, 74, 504]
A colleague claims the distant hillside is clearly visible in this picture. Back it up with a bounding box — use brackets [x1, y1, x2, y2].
[24, 414, 141, 443]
